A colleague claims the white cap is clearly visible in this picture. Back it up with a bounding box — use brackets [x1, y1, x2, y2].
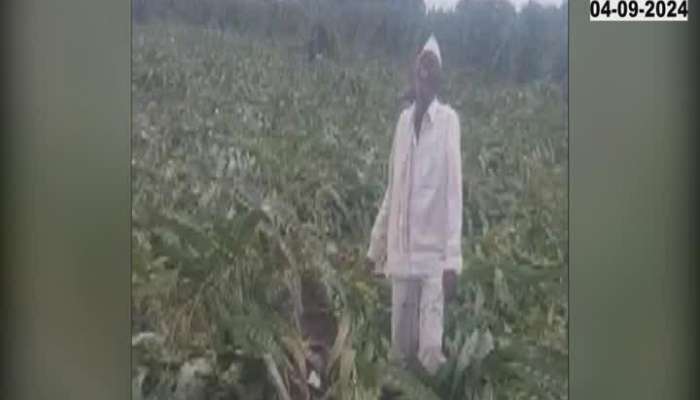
[422, 34, 442, 68]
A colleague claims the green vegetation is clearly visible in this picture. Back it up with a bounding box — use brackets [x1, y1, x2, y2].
[132, 19, 567, 400]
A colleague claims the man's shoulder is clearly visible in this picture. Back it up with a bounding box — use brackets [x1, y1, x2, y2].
[437, 101, 459, 123]
[398, 103, 414, 121]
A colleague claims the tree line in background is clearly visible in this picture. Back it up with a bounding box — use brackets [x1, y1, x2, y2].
[133, 0, 568, 86]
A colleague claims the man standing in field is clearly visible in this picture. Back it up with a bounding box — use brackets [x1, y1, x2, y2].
[367, 35, 462, 375]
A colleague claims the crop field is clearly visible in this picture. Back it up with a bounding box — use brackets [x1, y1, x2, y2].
[132, 22, 568, 400]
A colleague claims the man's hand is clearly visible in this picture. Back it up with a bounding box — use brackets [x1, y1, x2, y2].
[364, 257, 374, 273]
[443, 270, 458, 303]
[364, 257, 386, 279]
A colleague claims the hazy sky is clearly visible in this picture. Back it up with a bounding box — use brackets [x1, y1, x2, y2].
[424, 0, 564, 11]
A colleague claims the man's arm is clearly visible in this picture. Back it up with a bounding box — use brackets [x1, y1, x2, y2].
[367, 117, 401, 270]
[444, 112, 463, 273]
[367, 185, 390, 264]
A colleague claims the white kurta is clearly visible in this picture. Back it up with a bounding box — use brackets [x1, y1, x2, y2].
[367, 98, 463, 278]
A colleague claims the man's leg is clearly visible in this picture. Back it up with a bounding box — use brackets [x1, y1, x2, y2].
[390, 277, 421, 367]
[417, 275, 447, 375]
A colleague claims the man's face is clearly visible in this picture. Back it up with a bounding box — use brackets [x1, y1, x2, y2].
[414, 51, 440, 102]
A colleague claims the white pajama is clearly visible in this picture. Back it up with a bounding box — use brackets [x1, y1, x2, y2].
[390, 275, 446, 375]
